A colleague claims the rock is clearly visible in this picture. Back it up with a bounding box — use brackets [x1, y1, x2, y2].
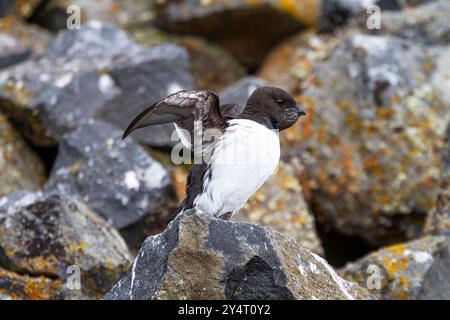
[217, 77, 323, 254]
[0, 112, 46, 197]
[0, 190, 132, 299]
[105, 210, 371, 300]
[340, 235, 450, 299]
[153, 0, 322, 69]
[352, 0, 450, 45]
[29, 0, 152, 31]
[0, 17, 53, 69]
[127, 25, 247, 92]
[0, 33, 31, 70]
[0, 267, 62, 300]
[0, 22, 193, 147]
[46, 120, 176, 231]
[261, 30, 450, 246]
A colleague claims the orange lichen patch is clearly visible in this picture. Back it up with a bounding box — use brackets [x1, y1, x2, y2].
[19, 256, 60, 277]
[383, 258, 399, 276]
[387, 244, 406, 257]
[276, 0, 321, 26]
[0, 268, 61, 300]
[342, 147, 354, 176]
[67, 242, 88, 254]
[1, 16, 13, 32]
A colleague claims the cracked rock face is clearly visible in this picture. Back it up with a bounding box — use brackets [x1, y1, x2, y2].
[105, 211, 371, 300]
[261, 30, 450, 246]
[0, 191, 132, 299]
[341, 235, 450, 300]
[0, 112, 46, 197]
[46, 120, 176, 230]
[0, 22, 193, 147]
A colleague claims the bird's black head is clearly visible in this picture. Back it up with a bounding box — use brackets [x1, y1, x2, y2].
[244, 86, 306, 131]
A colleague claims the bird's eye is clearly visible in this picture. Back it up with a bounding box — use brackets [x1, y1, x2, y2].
[275, 99, 284, 106]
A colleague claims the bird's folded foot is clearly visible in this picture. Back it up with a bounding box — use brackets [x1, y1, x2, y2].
[218, 212, 233, 221]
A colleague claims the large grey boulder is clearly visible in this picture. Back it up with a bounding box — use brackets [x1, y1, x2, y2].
[46, 120, 176, 230]
[105, 210, 371, 300]
[260, 30, 450, 246]
[0, 22, 193, 147]
[0, 190, 132, 299]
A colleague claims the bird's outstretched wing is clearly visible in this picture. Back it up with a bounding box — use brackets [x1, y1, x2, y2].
[122, 90, 227, 151]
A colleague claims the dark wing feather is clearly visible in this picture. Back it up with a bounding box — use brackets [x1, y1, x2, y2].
[122, 90, 226, 148]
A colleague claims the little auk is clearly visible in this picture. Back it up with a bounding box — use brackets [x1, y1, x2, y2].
[122, 87, 306, 220]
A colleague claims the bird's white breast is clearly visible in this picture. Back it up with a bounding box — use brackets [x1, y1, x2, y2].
[194, 119, 280, 217]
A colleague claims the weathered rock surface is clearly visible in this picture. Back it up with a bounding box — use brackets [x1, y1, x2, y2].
[261, 30, 450, 246]
[0, 112, 45, 197]
[353, 0, 450, 45]
[217, 77, 323, 254]
[153, 0, 321, 69]
[0, 22, 193, 146]
[105, 211, 371, 300]
[46, 120, 176, 230]
[0, 190, 132, 299]
[341, 235, 450, 299]
[0, 17, 52, 70]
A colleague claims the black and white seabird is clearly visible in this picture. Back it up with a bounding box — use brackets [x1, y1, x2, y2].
[122, 87, 306, 220]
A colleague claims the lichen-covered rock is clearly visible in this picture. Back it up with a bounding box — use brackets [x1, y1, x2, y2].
[105, 211, 371, 300]
[217, 77, 323, 254]
[153, 0, 322, 68]
[340, 235, 450, 299]
[261, 30, 450, 246]
[0, 267, 62, 300]
[0, 22, 193, 146]
[0, 112, 45, 197]
[46, 120, 176, 231]
[352, 0, 450, 45]
[0, 190, 132, 299]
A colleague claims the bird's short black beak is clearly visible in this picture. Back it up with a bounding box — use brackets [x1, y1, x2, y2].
[294, 105, 306, 116]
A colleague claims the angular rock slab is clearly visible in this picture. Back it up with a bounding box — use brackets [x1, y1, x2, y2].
[47, 120, 176, 230]
[0, 112, 45, 197]
[0, 22, 193, 146]
[262, 30, 450, 245]
[0, 191, 132, 299]
[105, 211, 371, 300]
[341, 235, 450, 300]
[153, 0, 322, 68]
